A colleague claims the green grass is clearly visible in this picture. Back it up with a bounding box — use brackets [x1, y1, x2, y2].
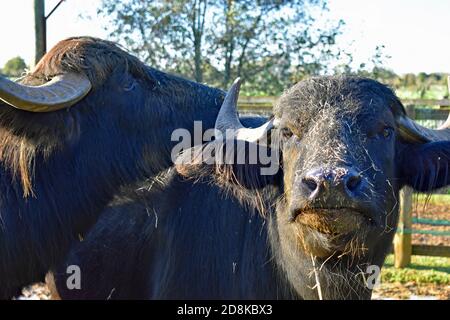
[382, 255, 450, 285]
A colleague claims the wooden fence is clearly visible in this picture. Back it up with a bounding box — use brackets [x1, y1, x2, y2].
[238, 97, 450, 267]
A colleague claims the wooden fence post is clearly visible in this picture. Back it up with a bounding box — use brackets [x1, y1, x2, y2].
[33, 0, 46, 67]
[393, 186, 413, 268]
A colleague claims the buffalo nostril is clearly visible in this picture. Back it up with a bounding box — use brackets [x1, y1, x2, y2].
[302, 177, 319, 192]
[346, 174, 362, 192]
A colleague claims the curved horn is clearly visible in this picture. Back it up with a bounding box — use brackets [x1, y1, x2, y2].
[438, 112, 450, 130]
[398, 75, 450, 144]
[397, 76, 450, 142]
[0, 73, 92, 112]
[397, 113, 450, 143]
[215, 78, 275, 143]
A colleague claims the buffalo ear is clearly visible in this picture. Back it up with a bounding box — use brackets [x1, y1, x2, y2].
[175, 139, 281, 190]
[399, 141, 450, 192]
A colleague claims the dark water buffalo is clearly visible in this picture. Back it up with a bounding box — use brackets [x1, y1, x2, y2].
[52, 76, 450, 299]
[0, 37, 225, 299]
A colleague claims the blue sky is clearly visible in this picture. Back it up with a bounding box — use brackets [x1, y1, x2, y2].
[0, 0, 449, 75]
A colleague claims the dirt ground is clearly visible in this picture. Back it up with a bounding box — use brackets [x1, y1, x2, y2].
[17, 202, 450, 300]
[411, 202, 449, 246]
[372, 283, 450, 300]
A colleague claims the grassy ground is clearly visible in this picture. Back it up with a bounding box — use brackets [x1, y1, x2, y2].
[373, 255, 450, 299]
[382, 255, 449, 285]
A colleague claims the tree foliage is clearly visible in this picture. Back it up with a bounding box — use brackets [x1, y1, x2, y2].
[96, 0, 344, 94]
[1, 56, 27, 78]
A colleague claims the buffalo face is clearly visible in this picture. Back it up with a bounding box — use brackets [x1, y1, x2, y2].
[275, 77, 403, 258]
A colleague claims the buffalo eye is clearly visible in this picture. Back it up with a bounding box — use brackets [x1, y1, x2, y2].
[280, 127, 293, 139]
[370, 126, 394, 140]
[381, 126, 394, 139]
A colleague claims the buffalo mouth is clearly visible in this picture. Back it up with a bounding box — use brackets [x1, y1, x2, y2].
[292, 208, 371, 258]
[294, 208, 370, 234]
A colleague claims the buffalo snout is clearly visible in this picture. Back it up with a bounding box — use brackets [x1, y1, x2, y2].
[289, 166, 375, 225]
[300, 166, 363, 200]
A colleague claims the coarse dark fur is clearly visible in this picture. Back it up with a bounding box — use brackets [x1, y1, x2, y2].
[0, 37, 225, 299]
[52, 77, 450, 299]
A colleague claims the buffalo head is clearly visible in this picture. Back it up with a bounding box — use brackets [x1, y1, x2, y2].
[177, 76, 450, 299]
[0, 37, 224, 298]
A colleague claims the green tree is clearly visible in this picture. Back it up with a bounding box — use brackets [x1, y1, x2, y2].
[96, 0, 343, 93]
[1, 56, 27, 78]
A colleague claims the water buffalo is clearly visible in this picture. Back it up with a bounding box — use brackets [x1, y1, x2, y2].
[0, 36, 225, 299]
[52, 76, 450, 299]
